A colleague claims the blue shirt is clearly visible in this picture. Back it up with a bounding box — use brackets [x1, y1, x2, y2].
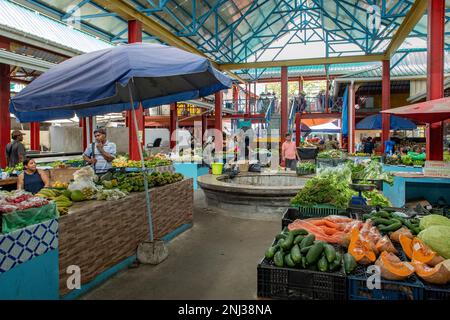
[83, 141, 116, 174]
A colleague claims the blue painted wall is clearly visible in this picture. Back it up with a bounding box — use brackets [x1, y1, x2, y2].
[174, 163, 208, 189]
[0, 249, 59, 300]
[382, 165, 423, 173]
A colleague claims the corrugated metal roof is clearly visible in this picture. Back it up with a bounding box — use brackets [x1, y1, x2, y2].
[0, 0, 112, 54]
[340, 51, 450, 79]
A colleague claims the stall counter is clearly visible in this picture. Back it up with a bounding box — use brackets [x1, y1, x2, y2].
[383, 172, 450, 207]
[173, 162, 209, 189]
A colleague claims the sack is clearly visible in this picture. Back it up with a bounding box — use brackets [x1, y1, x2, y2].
[249, 163, 261, 172]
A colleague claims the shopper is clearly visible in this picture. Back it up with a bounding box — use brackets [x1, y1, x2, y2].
[6, 130, 27, 168]
[17, 159, 49, 194]
[363, 137, 375, 154]
[281, 133, 300, 170]
[82, 128, 116, 175]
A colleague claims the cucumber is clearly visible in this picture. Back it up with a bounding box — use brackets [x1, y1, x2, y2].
[362, 214, 373, 221]
[318, 255, 328, 272]
[301, 256, 308, 269]
[343, 253, 357, 274]
[329, 252, 342, 272]
[300, 245, 313, 254]
[291, 229, 308, 236]
[280, 232, 295, 250]
[290, 245, 302, 264]
[300, 234, 315, 249]
[378, 220, 402, 232]
[274, 250, 284, 267]
[306, 242, 324, 265]
[293, 235, 305, 245]
[275, 233, 288, 241]
[265, 244, 279, 260]
[373, 211, 391, 219]
[284, 253, 296, 268]
[324, 244, 337, 263]
[372, 217, 392, 226]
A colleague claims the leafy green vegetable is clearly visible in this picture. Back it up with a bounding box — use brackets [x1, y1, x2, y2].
[362, 190, 391, 207]
[418, 225, 450, 259]
[296, 162, 316, 171]
[317, 150, 346, 159]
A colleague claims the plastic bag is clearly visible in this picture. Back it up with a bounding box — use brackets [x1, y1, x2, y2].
[2, 202, 58, 234]
[68, 166, 98, 195]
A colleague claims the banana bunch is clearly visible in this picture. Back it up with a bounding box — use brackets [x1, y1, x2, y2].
[54, 195, 72, 216]
[36, 188, 60, 200]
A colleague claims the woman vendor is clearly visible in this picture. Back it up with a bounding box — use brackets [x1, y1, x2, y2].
[17, 159, 50, 194]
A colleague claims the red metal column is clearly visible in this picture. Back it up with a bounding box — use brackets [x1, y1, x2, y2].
[325, 79, 330, 113]
[0, 37, 10, 168]
[79, 118, 87, 151]
[233, 84, 239, 111]
[348, 82, 356, 153]
[30, 122, 40, 150]
[245, 83, 250, 115]
[88, 117, 94, 143]
[253, 81, 257, 113]
[169, 103, 177, 148]
[281, 66, 288, 145]
[215, 91, 223, 153]
[298, 77, 303, 92]
[382, 59, 391, 153]
[295, 113, 301, 147]
[426, 0, 445, 160]
[127, 20, 144, 160]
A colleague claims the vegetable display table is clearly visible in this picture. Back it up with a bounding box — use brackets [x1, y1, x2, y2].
[382, 173, 450, 207]
[173, 162, 209, 190]
[0, 177, 18, 187]
[382, 164, 423, 173]
[58, 178, 193, 299]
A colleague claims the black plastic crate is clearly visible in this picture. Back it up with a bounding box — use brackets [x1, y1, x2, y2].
[257, 258, 347, 300]
[422, 283, 450, 300]
[285, 205, 349, 226]
[352, 179, 384, 191]
[347, 265, 424, 300]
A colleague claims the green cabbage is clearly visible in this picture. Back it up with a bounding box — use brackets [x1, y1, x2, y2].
[419, 214, 450, 230]
[417, 225, 450, 259]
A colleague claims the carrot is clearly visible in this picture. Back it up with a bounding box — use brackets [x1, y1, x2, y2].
[321, 226, 338, 236]
[323, 220, 339, 229]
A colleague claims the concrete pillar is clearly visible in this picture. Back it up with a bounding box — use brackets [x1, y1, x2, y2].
[382, 59, 391, 153]
[426, 0, 445, 160]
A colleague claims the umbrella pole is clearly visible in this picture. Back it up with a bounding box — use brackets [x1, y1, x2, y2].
[127, 84, 154, 242]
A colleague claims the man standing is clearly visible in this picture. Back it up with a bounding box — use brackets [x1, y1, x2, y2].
[6, 130, 26, 168]
[281, 133, 300, 170]
[82, 128, 116, 175]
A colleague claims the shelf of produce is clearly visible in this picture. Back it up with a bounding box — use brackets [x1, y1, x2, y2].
[58, 178, 193, 297]
[382, 175, 450, 207]
[0, 178, 17, 187]
[173, 162, 209, 190]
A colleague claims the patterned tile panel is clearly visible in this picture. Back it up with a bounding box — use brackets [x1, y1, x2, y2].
[0, 219, 58, 274]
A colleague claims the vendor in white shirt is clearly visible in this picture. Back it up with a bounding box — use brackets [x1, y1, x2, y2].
[82, 128, 116, 175]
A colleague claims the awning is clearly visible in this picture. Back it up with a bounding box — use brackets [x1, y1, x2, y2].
[356, 114, 417, 130]
[310, 121, 341, 133]
[381, 97, 450, 123]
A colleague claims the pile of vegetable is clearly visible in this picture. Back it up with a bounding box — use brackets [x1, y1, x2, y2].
[112, 171, 184, 193]
[264, 227, 357, 274]
[348, 161, 393, 185]
[384, 154, 424, 167]
[362, 210, 422, 235]
[112, 155, 172, 168]
[317, 150, 346, 159]
[290, 166, 391, 209]
[0, 190, 49, 213]
[296, 162, 316, 175]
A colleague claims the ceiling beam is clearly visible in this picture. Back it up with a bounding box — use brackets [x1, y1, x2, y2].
[219, 54, 385, 70]
[384, 0, 428, 59]
[93, 0, 244, 83]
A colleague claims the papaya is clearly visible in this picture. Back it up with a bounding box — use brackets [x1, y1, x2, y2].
[411, 238, 445, 267]
[412, 259, 450, 285]
[375, 251, 415, 281]
[348, 227, 376, 265]
[399, 233, 413, 259]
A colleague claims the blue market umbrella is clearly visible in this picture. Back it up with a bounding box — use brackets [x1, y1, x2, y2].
[10, 43, 231, 246]
[10, 43, 231, 122]
[356, 114, 417, 130]
[292, 123, 311, 137]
